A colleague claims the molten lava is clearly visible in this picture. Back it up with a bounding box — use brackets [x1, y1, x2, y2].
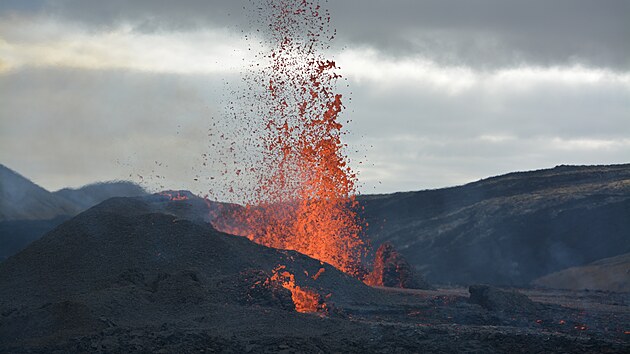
[160, 191, 189, 201]
[211, 0, 366, 277]
[269, 265, 324, 313]
[364, 242, 428, 289]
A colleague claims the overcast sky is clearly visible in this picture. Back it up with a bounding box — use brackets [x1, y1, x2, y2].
[1, 0, 629, 197]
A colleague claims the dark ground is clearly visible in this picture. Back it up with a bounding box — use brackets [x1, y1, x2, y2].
[2, 286, 629, 353]
[1, 197, 628, 353]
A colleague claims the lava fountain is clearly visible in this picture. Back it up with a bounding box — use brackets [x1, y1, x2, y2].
[211, 0, 367, 278]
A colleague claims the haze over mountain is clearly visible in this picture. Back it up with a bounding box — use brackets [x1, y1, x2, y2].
[54, 181, 147, 211]
[0, 164, 77, 221]
[0, 164, 147, 221]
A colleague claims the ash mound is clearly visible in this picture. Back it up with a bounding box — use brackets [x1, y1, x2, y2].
[1, 198, 628, 353]
[469, 285, 539, 314]
[140, 190, 242, 225]
[0, 197, 380, 349]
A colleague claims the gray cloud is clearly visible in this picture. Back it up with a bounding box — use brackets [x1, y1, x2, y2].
[2, 0, 628, 70]
[342, 71, 630, 191]
[1, 1, 628, 195]
[2, 64, 626, 194]
[332, 0, 630, 70]
[0, 0, 248, 31]
[0, 67, 233, 192]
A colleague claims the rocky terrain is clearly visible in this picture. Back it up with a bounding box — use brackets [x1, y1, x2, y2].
[1, 197, 628, 353]
[0, 215, 70, 262]
[359, 164, 630, 287]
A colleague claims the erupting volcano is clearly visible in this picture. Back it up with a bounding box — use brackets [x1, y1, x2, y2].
[211, 0, 366, 278]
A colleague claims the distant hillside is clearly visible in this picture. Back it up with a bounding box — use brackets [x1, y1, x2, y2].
[0, 164, 78, 221]
[54, 181, 147, 210]
[532, 253, 630, 292]
[359, 164, 630, 286]
[0, 164, 148, 261]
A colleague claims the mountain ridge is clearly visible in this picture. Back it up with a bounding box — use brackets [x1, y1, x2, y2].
[0, 164, 148, 221]
[0, 164, 148, 260]
[359, 163, 630, 286]
[2, 163, 629, 291]
[0, 164, 78, 221]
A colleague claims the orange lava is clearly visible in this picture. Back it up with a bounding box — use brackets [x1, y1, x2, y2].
[311, 267, 325, 280]
[160, 191, 189, 201]
[270, 265, 324, 313]
[212, 0, 366, 277]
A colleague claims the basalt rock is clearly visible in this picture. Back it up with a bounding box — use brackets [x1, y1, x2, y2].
[469, 284, 538, 313]
[0, 197, 384, 347]
[365, 242, 431, 289]
[234, 269, 295, 311]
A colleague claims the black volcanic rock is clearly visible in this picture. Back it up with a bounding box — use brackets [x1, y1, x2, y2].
[365, 242, 430, 289]
[0, 197, 380, 348]
[469, 285, 538, 313]
[0, 216, 70, 262]
[140, 190, 243, 225]
[231, 268, 295, 310]
[360, 164, 630, 286]
[1, 197, 627, 353]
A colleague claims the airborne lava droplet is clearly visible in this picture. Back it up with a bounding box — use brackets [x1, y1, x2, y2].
[211, 0, 367, 277]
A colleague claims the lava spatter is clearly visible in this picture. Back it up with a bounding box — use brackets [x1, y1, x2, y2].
[268, 265, 324, 313]
[210, 0, 366, 277]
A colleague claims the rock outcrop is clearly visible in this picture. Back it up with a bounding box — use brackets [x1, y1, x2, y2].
[469, 285, 538, 313]
[365, 242, 431, 289]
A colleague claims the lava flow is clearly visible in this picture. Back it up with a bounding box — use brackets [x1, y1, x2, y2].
[269, 265, 324, 313]
[212, 0, 366, 277]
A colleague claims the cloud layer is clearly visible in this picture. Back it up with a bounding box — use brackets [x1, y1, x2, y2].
[1, 0, 628, 195]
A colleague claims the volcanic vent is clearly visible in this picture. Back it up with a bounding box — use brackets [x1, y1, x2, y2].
[209, 0, 367, 278]
[0, 197, 380, 344]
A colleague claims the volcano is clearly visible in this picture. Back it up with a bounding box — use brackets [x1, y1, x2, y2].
[1, 196, 628, 353]
[0, 197, 383, 351]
